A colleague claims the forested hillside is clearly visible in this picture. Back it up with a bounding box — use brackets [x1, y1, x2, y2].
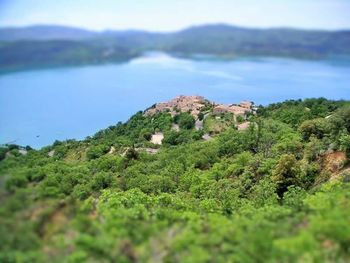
[1, 97, 350, 262]
[0, 40, 139, 71]
[1, 24, 350, 71]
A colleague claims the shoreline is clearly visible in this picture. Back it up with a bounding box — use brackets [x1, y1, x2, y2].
[2, 53, 350, 76]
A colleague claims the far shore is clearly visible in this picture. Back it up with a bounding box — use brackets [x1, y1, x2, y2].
[2, 52, 349, 76]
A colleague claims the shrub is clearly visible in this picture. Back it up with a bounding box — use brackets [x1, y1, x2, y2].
[6, 173, 28, 191]
[86, 144, 110, 160]
[176, 113, 195, 129]
[272, 154, 301, 197]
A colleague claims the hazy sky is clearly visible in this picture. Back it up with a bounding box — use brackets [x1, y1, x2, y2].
[0, 0, 349, 31]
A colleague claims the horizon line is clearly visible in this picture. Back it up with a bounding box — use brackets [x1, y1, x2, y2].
[1, 22, 350, 33]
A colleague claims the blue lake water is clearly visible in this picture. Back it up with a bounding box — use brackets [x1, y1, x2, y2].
[1, 53, 350, 148]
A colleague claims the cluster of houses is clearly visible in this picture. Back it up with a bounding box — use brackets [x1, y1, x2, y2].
[145, 95, 255, 119]
[142, 95, 256, 146]
[213, 100, 255, 118]
[144, 95, 207, 117]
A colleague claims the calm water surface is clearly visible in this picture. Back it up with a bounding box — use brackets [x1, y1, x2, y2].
[1, 53, 349, 148]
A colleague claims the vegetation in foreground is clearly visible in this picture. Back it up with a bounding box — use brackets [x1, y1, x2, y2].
[1, 97, 350, 262]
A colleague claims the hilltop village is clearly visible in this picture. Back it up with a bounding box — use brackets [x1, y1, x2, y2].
[145, 95, 255, 119]
[144, 95, 256, 146]
[2, 95, 256, 159]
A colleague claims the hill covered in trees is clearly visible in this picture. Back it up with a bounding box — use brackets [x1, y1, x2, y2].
[1, 96, 350, 262]
[1, 24, 350, 71]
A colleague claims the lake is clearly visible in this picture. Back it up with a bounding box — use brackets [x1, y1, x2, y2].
[1, 53, 350, 148]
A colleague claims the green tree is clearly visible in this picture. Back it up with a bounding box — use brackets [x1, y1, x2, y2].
[339, 134, 350, 158]
[299, 118, 330, 141]
[198, 112, 204, 121]
[0, 147, 7, 161]
[86, 144, 110, 160]
[176, 112, 195, 129]
[272, 154, 301, 197]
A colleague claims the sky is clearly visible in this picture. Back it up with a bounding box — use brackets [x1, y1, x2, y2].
[0, 0, 350, 31]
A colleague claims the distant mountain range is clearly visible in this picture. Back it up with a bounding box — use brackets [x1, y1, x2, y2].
[1, 24, 350, 71]
[0, 25, 97, 41]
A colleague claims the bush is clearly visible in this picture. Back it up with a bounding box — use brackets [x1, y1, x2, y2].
[6, 173, 28, 191]
[299, 118, 330, 141]
[0, 147, 7, 161]
[198, 112, 204, 121]
[86, 144, 110, 160]
[124, 148, 139, 161]
[339, 134, 350, 158]
[142, 131, 153, 141]
[272, 154, 301, 197]
[176, 113, 195, 129]
[90, 172, 113, 191]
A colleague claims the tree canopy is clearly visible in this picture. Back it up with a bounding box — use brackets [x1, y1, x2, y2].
[0, 98, 349, 262]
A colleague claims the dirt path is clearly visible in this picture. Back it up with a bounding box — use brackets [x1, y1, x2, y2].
[195, 119, 203, 130]
[195, 113, 209, 130]
[136, 148, 160, 154]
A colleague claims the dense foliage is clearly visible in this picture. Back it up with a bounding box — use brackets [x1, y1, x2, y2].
[1, 98, 350, 262]
[0, 40, 139, 71]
